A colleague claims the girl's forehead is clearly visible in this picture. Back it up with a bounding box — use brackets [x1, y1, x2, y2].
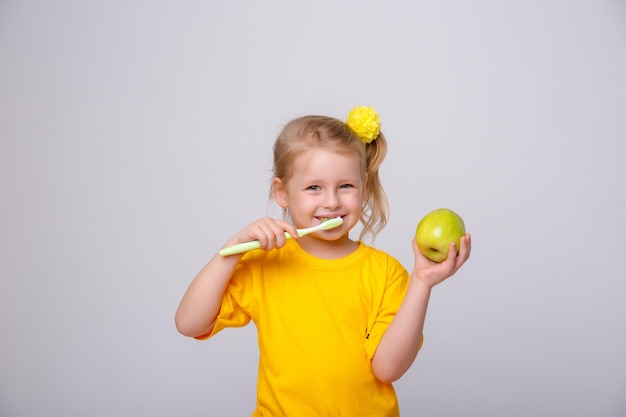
[290, 147, 363, 179]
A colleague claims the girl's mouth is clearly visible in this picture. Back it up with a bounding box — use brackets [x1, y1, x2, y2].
[318, 216, 343, 223]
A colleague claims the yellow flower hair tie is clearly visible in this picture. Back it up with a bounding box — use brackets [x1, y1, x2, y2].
[346, 106, 381, 144]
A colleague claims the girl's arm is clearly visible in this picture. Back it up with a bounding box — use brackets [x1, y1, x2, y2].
[175, 252, 241, 338]
[371, 234, 472, 383]
[175, 217, 298, 338]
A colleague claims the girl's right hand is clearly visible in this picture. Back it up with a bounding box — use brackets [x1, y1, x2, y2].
[223, 217, 299, 252]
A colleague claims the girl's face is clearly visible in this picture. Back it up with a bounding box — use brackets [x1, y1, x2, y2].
[274, 147, 365, 248]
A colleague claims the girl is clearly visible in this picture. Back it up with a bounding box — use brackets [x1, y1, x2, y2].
[175, 106, 471, 416]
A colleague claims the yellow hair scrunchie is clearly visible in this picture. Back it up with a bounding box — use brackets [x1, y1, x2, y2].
[345, 106, 381, 144]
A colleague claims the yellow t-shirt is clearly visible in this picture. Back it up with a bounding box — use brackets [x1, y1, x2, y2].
[204, 239, 413, 417]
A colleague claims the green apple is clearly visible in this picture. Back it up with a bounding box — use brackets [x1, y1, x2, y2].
[415, 208, 466, 263]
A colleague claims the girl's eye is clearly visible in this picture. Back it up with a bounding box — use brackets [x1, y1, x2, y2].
[307, 185, 321, 191]
[340, 184, 354, 189]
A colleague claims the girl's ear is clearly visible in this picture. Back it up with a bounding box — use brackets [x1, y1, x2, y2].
[272, 177, 288, 208]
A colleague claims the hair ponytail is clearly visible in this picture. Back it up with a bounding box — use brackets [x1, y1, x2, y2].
[359, 131, 389, 241]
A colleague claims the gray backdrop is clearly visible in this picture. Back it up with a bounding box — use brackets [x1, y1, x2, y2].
[1, 1, 625, 416]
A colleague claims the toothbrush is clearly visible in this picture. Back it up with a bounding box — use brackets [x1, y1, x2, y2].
[218, 217, 343, 256]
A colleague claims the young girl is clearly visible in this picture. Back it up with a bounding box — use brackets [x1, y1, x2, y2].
[175, 106, 471, 417]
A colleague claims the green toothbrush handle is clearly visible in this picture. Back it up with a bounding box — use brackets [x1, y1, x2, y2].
[218, 240, 262, 256]
[218, 232, 297, 256]
[218, 218, 342, 257]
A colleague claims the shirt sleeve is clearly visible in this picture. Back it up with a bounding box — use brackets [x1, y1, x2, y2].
[194, 260, 254, 341]
[363, 255, 412, 359]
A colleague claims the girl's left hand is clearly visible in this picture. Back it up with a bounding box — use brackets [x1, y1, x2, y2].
[411, 234, 472, 288]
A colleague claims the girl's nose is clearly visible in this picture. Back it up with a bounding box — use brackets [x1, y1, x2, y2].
[323, 190, 340, 208]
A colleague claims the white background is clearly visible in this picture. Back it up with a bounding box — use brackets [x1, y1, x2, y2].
[1, 1, 625, 416]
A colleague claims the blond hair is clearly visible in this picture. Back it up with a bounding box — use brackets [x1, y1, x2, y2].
[271, 115, 389, 242]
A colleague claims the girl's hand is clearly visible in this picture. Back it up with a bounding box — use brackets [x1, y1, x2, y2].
[411, 234, 472, 288]
[222, 217, 299, 252]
